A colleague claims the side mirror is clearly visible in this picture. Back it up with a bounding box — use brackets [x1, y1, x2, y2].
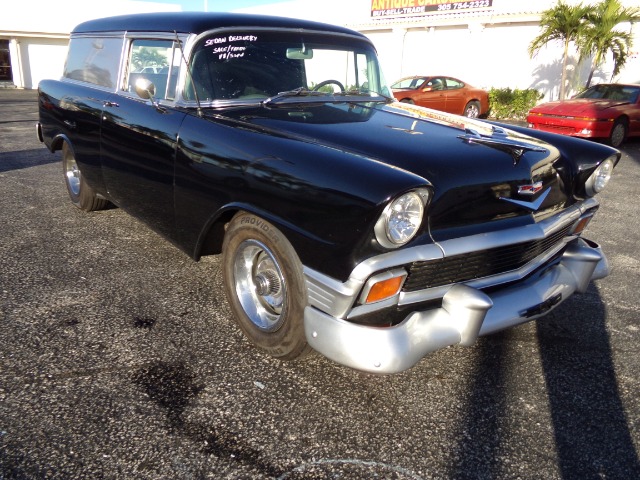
[135, 78, 156, 100]
[422, 86, 433, 92]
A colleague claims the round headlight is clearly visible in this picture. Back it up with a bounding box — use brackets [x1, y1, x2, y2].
[375, 190, 428, 248]
[585, 156, 615, 196]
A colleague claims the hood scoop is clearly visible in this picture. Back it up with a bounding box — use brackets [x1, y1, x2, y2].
[458, 126, 547, 165]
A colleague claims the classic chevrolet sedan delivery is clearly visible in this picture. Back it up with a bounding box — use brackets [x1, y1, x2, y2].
[37, 12, 619, 373]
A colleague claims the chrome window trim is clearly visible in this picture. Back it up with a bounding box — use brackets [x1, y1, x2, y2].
[63, 34, 126, 93]
[120, 33, 191, 103]
[60, 77, 117, 94]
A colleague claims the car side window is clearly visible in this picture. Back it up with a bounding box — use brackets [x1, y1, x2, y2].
[413, 77, 429, 89]
[393, 77, 424, 89]
[126, 39, 181, 101]
[445, 78, 463, 90]
[63, 37, 123, 88]
[617, 86, 640, 103]
[426, 78, 444, 91]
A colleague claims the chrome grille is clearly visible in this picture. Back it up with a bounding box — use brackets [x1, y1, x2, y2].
[402, 224, 573, 292]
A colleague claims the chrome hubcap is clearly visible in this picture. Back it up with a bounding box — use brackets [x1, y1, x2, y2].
[611, 124, 624, 146]
[465, 105, 479, 118]
[65, 154, 81, 196]
[233, 240, 286, 331]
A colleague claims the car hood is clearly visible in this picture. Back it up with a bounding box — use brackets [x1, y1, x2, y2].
[214, 101, 568, 239]
[530, 98, 628, 116]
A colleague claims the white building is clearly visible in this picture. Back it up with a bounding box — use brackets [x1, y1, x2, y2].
[240, 0, 640, 100]
[0, 0, 180, 90]
[1, 0, 638, 101]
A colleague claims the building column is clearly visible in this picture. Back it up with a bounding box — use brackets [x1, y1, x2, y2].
[9, 38, 24, 88]
[388, 27, 407, 81]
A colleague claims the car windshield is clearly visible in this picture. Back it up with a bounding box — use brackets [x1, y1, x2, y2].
[575, 84, 640, 103]
[184, 30, 391, 104]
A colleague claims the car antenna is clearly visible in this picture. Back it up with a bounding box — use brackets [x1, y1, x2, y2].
[174, 30, 203, 117]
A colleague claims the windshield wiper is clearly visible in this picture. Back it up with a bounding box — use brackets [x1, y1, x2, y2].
[263, 88, 393, 106]
[262, 88, 328, 106]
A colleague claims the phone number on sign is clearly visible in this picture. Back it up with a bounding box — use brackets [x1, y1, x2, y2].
[440, 1, 491, 10]
[371, 0, 492, 17]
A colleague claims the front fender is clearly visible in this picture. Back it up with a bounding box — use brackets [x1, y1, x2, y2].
[487, 121, 621, 199]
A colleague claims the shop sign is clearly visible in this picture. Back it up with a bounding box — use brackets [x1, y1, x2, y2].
[371, 0, 493, 18]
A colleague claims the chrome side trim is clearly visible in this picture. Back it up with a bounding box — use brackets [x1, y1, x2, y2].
[36, 122, 44, 143]
[304, 268, 362, 319]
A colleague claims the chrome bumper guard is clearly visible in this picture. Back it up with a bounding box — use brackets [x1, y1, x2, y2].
[304, 237, 609, 374]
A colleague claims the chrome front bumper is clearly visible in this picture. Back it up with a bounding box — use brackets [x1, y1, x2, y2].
[303, 237, 609, 374]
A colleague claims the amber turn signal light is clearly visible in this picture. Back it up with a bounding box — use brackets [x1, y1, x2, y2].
[572, 215, 593, 235]
[365, 276, 404, 304]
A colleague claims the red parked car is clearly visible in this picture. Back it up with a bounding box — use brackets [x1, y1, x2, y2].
[391, 75, 490, 118]
[527, 83, 640, 148]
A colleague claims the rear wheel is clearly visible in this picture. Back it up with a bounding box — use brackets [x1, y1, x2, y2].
[222, 212, 311, 360]
[62, 142, 108, 211]
[608, 119, 627, 148]
[463, 101, 481, 118]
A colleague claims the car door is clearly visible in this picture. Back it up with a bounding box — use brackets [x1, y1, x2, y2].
[56, 82, 110, 197]
[442, 77, 467, 115]
[414, 77, 447, 111]
[53, 35, 127, 197]
[629, 87, 640, 136]
[100, 37, 187, 241]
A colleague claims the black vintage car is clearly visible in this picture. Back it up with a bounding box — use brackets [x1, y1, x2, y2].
[37, 12, 619, 374]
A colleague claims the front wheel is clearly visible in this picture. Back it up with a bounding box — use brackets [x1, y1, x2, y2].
[62, 142, 108, 211]
[222, 212, 311, 360]
[608, 119, 627, 148]
[463, 101, 481, 118]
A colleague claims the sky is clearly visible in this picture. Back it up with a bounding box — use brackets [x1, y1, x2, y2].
[141, 0, 284, 12]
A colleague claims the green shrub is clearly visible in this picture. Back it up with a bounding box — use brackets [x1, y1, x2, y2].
[488, 88, 543, 121]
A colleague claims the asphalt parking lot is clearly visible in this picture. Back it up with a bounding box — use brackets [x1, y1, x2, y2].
[1, 87, 639, 479]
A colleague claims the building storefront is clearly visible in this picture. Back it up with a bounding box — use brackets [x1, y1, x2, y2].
[0, 40, 11, 83]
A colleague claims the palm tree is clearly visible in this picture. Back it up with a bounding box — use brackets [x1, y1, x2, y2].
[529, 1, 592, 101]
[131, 48, 168, 72]
[579, 0, 640, 88]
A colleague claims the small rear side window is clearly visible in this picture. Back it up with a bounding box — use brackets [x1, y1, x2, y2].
[445, 78, 464, 90]
[64, 37, 123, 88]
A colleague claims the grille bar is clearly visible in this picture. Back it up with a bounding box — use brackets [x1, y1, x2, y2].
[402, 224, 573, 292]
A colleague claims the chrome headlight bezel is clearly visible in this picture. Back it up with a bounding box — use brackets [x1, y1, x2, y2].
[374, 189, 430, 249]
[585, 155, 615, 196]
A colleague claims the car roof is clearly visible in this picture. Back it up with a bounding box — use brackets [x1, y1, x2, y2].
[587, 83, 640, 88]
[71, 11, 367, 39]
